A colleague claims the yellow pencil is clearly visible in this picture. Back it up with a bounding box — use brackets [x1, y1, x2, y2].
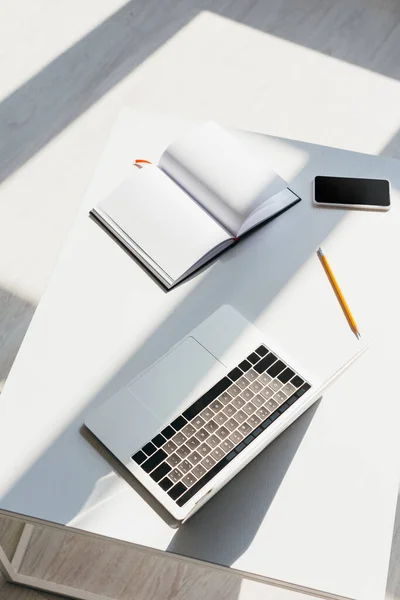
[317, 247, 361, 339]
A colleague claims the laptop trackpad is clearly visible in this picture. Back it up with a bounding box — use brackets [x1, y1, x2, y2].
[129, 337, 225, 425]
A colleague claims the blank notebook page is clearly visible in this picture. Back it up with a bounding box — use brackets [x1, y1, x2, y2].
[98, 166, 229, 281]
[160, 121, 288, 234]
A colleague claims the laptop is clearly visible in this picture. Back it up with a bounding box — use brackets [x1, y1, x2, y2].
[85, 305, 366, 522]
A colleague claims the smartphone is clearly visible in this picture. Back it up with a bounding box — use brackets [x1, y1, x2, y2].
[313, 176, 391, 211]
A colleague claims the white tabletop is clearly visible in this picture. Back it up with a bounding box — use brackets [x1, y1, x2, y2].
[1, 107, 400, 600]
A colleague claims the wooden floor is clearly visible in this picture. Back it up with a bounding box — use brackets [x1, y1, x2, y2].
[0, 516, 316, 600]
[1, 0, 400, 599]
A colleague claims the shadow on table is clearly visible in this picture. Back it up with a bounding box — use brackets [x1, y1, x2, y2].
[0, 286, 36, 391]
[0, 136, 349, 593]
[167, 400, 321, 565]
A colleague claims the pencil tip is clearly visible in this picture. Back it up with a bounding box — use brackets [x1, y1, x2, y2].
[356, 332, 361, 339]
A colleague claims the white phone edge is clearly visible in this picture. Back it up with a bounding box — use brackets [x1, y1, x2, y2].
[312, 177, 391, 212]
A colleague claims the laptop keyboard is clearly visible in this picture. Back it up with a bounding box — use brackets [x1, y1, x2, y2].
[132, 344, 311, 507]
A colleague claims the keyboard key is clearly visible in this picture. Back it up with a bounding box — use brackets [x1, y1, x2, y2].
[214, 412, 228, 425]
[211, 447, 225, 461]
[252, 394, 264, 407]
[192, 464, 207, 479]
[152, 434, 166, 448]
[200, 407, 214, 421]
[291, 375, 304, 388]
[202, 455, 216, 470]
[168, 482, 186, 500]
[247, 352, 260, 365]
[159, 477, 173, 491]
[161, 425, 175, 440]
[182, 473, 197, 488]
[223, 404, 237, 417]
[169, 468, 183, 483]
[176, 445, 190, 459]
[210, 399, 224, 413]
[162, 441, 177, 455]
[258, 372, 272, 386]
[179, 460, 192, 474]
[204, 419, 218, 434]
[150, 462, 171, 482]
[270, 412, 279, 422]
[254, 353, 277, 374]
[236, 442, 246, 454]
[239, 359, 251, 371]
[141, 448, 168, 473]
[270, 379, 283, 392]
[192, 416, 206, 429]
[274, 391, 287, 404]
[249, 380, 262, 394]
[236, 376, 250, 390]
[260, 387, 274, 400]
[171, 416, 187, 431]
[229, 430, 243, 444]
[243, 402, 256, 415]
[132, 450, 147, 465]
[281, 382, 296, 396]
[234, 410, 247, 423]
[197, 443, 211, 457]
[244, 434, 254, 445]
[245, 369, 258, 382]
[240, 388, 254, 401]
[186, 436, 200, 450]
[228, 367, 243, 381]
[195, 428, 210, 441]
[256, 406, 270, 420]
[183, 376, 231, 420]
[253, 426, 263, 438]
[267, 360, 286, 377]
[181, 423, 196, 438]
[188, 451, 202, 466]
[225, 417, 239, 432]
[172, 432, 187, 446]
[219, 392, 232, 405]
[220, 439, 234, 452]
[248, 414, 261, 428]
[295, 384, 310, 399]
[278, 402, 290, 414]
[278, 367, 295, 383]
[226, 451, 236, 462]
[232, 396, 246, 409]
[239, 422, 252, 436]
[216, 426, 230, 440]
[207, 434, 220, 448]
[266, 399, 279, 411]
[262, 418, 272, 429]
[227, 383, 241, 397]
[255, 345, 268, 357]
[166, 453, 181, 468]
[142, 442, 157, 457]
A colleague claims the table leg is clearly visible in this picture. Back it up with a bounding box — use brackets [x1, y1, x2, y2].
[0, 513, 110, 599]
[0, 541, 17, 582]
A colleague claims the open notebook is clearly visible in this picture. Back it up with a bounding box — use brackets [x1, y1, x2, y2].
[91, 121, 300, 288]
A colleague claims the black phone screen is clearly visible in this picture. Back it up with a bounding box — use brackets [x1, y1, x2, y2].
[314, 176, 390, 207]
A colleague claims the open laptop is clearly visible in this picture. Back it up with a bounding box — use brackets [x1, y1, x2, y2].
[85, 305, 366, 522]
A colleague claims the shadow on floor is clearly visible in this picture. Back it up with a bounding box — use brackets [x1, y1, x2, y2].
[1, 0, 400, 188]
[0, 287, 35, 391]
